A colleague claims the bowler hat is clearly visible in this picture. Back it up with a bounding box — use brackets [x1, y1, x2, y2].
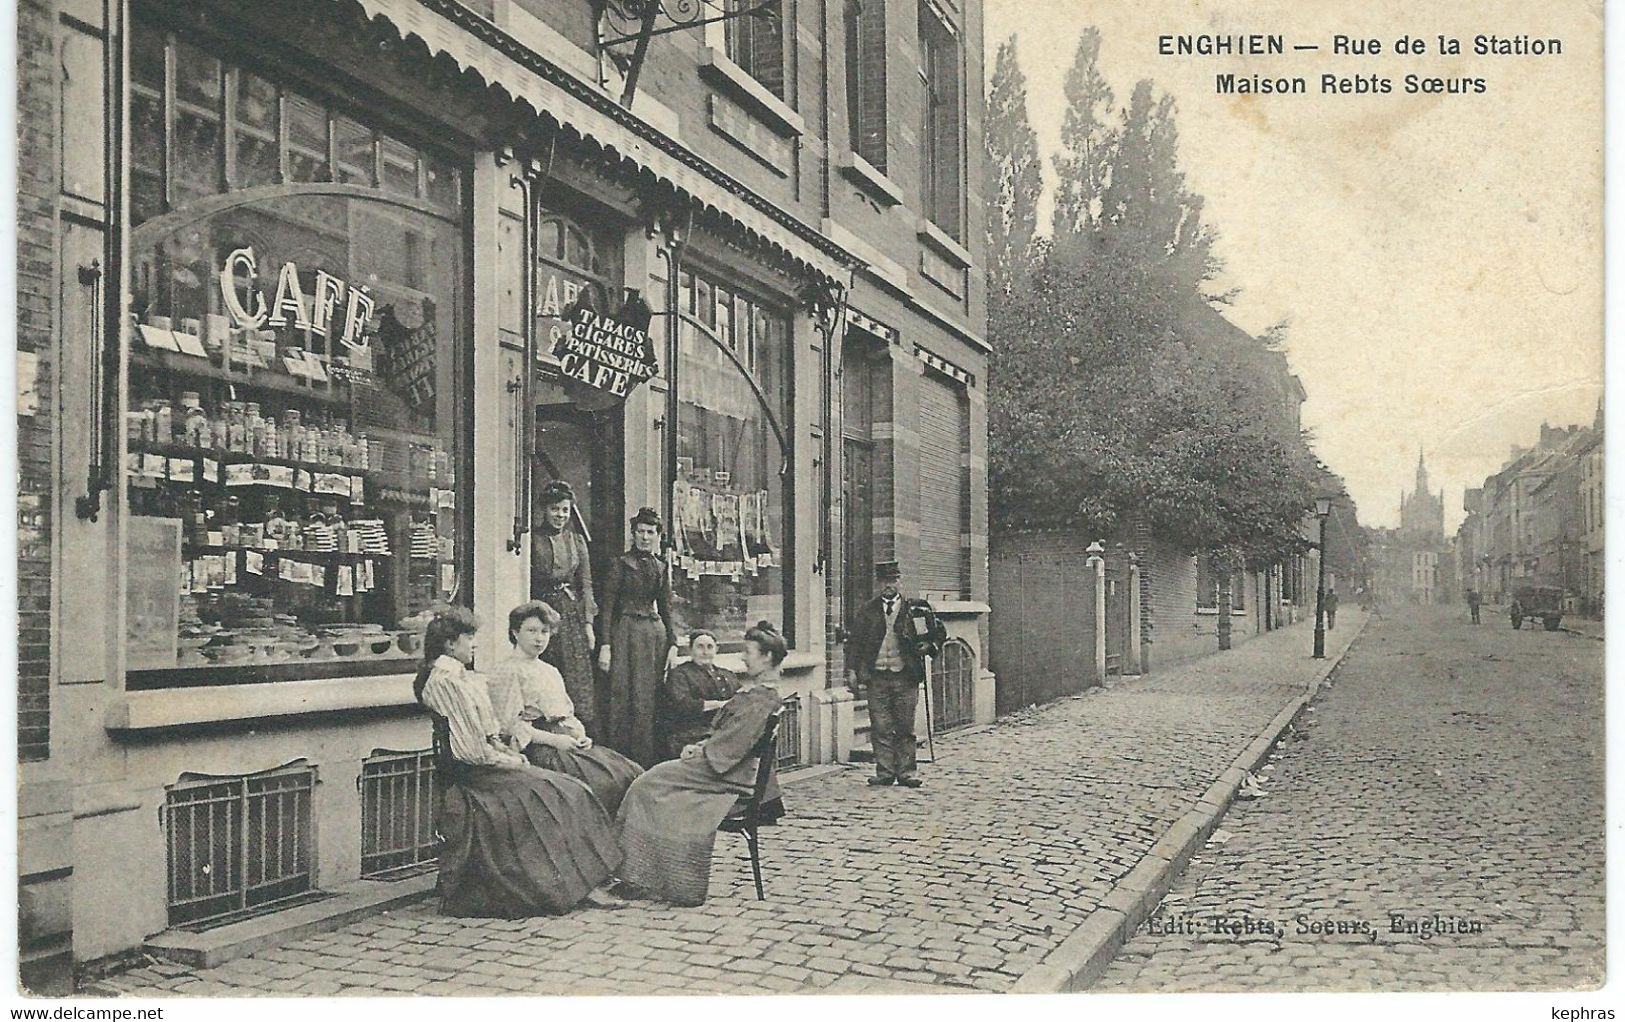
[874, 560, 901, 581]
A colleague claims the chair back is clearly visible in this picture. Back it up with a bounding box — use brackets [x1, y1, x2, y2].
[738, 712, 780, 824]
[427, 710, 467, 784]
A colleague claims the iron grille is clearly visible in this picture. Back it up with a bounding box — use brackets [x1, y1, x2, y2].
[930, 639, 976, 732]
[359, 750, 439, 878]
[775, 695, 802, 768]
[164, 765, 316, 927]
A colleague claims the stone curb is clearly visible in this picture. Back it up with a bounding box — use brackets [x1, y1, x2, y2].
[1010, 614, 1371, 994]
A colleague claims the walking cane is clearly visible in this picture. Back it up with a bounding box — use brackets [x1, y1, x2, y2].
[919, 652, 937, 764]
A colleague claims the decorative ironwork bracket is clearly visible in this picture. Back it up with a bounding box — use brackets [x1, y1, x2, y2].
[594, 0, 781, 108]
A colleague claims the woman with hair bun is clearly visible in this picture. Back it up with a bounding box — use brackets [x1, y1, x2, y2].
[531, 479, 601, 735]
[488, 600, 643, 815]
[598, 506, 678, 767]
[613, 621, 787, 907]
[412, 608, 621, 917]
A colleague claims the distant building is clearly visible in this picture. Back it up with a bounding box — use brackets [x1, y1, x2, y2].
[1377, 452, 1448, 605]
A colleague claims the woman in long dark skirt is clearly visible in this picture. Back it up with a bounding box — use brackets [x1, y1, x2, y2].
[488, 600, 644, 815]
[413, 608, 621, 917]
[531, 479, 601, 736]
[615, 621, 787, 907]
[597, 506, 677, 767]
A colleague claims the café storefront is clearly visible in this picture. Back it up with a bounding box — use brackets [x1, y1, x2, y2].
[56, 0, 855, 961]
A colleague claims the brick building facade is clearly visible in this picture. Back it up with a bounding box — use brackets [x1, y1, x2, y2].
[16, 0, 989, 983]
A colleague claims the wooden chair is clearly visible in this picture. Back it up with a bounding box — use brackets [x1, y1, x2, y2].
[717, 712, 781, 901]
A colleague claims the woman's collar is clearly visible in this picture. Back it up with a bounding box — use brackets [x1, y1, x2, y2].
[434, 654, 465, 673]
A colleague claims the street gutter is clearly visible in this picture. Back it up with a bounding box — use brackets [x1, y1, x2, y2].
[1011, 613, 1373, 994]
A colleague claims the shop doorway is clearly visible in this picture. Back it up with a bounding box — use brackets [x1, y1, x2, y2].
[532, 396, 624, 602]
[529, 204, 625, 596]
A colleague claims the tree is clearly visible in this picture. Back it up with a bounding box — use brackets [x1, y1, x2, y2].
[1050, 28, 1115, 250]
[984, 37, 1044, 299]
[989, 25, 1321, 584]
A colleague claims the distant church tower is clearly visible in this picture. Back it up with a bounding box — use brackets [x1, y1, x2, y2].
[1399, 449, 1444, 545]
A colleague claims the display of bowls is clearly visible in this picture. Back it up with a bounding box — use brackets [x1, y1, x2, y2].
[396, 631, 423, 656]
[333, 640, 362, 657]
[368, 638, 395, 656]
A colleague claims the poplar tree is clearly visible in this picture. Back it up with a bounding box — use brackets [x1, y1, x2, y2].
[1050, 28, 1115, 251]
[984, 37, 1044, 299]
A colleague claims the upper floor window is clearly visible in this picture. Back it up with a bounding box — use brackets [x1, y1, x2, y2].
[844, 0, 887, 170]
[726, 0, 788, 99]
[130, 22, 462, 228]
[918, 1, 963, 238]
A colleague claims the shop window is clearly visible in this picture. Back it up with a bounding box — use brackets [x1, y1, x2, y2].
[844, 0, 887, 170]
[725, 0, 787, 99]
[918, 1, 963, 239]
[163, 765, 318, 927]
[360, 750, 439, 879]
[669, 268, 791, 647]
[122, 22, 469, 689]
[125, 190, 467, 688]
[128, 22, 461, 227]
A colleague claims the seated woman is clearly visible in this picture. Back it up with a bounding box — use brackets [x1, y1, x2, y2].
[488, 600, 644, 816]
[614, 621, 788, 907]
[656, 629, 737, 761]
[414, 608, 621, 918]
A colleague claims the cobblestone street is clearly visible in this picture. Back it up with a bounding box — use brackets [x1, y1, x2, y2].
[90, 618, 1358, 997]
[1096, 605, 1605, 992]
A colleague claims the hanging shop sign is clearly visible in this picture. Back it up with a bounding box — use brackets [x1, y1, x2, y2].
[550, 299, 660, 398]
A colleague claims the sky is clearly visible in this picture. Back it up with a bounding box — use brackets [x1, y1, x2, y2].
[982, 0, 1604, 531]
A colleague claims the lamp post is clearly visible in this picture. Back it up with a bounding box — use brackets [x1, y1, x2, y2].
[1313, 496, 1332, 659]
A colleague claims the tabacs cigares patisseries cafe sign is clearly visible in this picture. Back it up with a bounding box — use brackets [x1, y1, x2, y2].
[551, 300, 660, 398]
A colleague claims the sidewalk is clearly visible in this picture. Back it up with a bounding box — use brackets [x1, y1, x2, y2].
[1562, 617, 1603, 641]
[90, 616, 1365, 997]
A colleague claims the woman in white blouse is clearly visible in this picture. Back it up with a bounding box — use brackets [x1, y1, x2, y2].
[488, 600, 643, 815]
[413, 608, 620, 917]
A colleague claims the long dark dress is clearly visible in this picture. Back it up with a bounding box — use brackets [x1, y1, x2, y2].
[418, 656, 620, 918]
[658, 659, 736, 761]
[615, 681, 785, 906]
[599, 549, 676, 767]
[487, 650, 644, 816]
[531, 525, 599, 734]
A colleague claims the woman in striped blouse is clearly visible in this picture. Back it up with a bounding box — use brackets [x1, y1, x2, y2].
[414, 608, 621, 917]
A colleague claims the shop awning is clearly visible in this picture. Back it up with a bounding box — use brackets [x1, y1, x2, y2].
[337, 0, 860, 285]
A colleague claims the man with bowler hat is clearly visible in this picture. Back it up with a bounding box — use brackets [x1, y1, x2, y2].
[847, 561, 926, 788]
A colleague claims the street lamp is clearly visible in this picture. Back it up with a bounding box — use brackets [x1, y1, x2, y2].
[1313, 496, 1332, 659]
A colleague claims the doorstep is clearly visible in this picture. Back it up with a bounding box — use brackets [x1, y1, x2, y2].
[144, 872, 437, 970]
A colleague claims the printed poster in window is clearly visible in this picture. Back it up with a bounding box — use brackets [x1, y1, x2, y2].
[125, 516, 183, 670]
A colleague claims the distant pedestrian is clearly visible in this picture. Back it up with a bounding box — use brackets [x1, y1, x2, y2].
[1466, 588, 1482, 624]
[1324, 588, 1339, 630]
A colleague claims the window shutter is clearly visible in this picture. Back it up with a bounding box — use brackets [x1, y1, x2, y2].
[917, 375, 966, 598]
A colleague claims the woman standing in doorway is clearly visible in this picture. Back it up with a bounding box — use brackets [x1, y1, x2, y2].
[531, 479, 600, 736]
[598, 507, 677, 767]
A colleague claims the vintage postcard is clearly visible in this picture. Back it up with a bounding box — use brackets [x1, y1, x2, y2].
[8, 0, 1606, 1009]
